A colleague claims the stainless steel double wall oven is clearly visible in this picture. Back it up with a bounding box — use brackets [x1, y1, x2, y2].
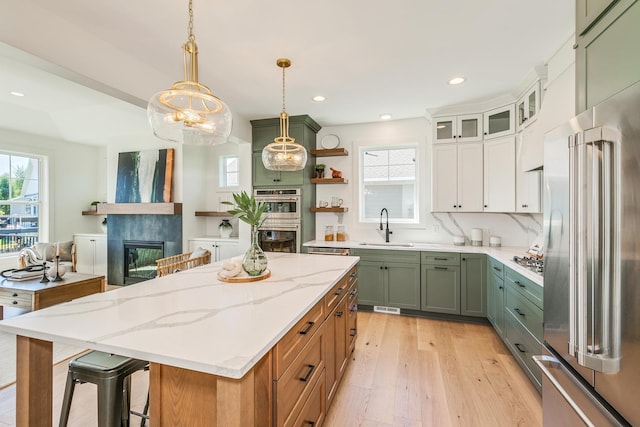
[254, 188, 301, 253]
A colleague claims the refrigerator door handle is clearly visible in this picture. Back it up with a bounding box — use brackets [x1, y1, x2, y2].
[571, 128, 621, 373]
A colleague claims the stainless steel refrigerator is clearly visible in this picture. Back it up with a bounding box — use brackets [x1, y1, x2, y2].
[535, 81, 640, 426]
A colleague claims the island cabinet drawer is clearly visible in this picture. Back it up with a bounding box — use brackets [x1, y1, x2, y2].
[290, 368, 326, 427]
[505, 267, 543, 309]
[421, 252, 460, 266]
[274, 300, 324, 379]
[505, 284, 543, 340]
[275, 328, 325, 427]
[325, 275, 349, 315]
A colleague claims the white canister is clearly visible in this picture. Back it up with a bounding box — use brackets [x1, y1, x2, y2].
[490, 236, 502, 247]
[453, 236, 465, 246]
[471, 228, 483, 246]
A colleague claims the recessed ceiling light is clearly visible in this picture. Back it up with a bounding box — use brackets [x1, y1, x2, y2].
[448, 77, 465, 85]
[312, 95, 326, 102]
[10, 91, 25, 97]
[379, 114, 392, 120]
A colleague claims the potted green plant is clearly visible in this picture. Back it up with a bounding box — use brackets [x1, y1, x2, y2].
[315, 163, 325, 179]
[90, 200, 100, 211]
[222, 191, 268, 276]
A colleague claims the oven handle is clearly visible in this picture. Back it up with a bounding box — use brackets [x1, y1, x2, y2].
[258, 224, 300, 231]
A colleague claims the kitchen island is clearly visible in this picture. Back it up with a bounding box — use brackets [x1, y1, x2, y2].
[0, 252, 359, 426]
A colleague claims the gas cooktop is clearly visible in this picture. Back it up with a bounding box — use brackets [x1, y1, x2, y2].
[512, 256, 544, 275]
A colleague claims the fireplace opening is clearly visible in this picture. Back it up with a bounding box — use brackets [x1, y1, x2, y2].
[124, 240, 164, 285]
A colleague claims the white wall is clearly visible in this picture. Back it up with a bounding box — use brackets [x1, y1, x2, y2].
[0, 128, 102, 269]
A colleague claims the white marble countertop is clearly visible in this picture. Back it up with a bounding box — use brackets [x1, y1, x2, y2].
[303, 240, 543, 286]
[0, 253, 359, 379]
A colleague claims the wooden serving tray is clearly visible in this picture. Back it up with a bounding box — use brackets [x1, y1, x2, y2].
[217, 269, 271, 283]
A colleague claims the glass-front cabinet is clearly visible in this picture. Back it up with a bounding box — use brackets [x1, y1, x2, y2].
[433, 114, 482, 143]
[483, 104, 515, 139]
[517, 81, 541, 131]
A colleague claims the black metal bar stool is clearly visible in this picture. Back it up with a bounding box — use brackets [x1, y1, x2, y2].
[59, 350, 148, 427]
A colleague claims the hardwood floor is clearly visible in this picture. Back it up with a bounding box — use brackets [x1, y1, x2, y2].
[0, 311, 541, 426]
[324, 311, 542, 426]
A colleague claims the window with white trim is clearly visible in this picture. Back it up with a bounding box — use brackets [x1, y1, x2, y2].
[0, 152, 41, 254]
[220, 156, 239, 188]
[359, 145, 417, 223]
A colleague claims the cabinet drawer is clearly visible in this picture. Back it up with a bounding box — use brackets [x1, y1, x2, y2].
[325, 275, 348, 315]
[488, 257, 504, 278]
[289, 366, 326, 427]
[0, 290, 32, 310]
[421, 252, 460, 266]
[505, 267, 543, 309]
[274, 301, 324, 379]
[505, 283, 543, 341]
[276, 328, 325, 427]
[504, 311, 542, 388]
[351, 249, 420, 264]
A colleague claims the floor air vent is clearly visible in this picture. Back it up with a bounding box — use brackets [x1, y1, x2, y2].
[373, 306, 401, 315]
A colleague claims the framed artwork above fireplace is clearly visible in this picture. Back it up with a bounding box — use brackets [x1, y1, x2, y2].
[115, 148, 174, 203]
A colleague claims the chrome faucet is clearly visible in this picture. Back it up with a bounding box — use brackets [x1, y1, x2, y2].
[380, 208, 392, 242]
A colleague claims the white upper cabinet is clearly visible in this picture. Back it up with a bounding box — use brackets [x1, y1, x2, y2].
[516, 131, 542, 213]
[483, 136, 516, 212]
[433, 114, 483, 143]
[516, 81, 541, 131]
[483, 104, 515, 140]
[432, 143, 484, 212]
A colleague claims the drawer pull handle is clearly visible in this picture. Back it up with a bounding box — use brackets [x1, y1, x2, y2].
[299, 321, 315, 335]
[335, 287, 344, 296]
[12, 301, 19, 305]
[350, 305, 357, 313]
[336, 311, 344, 318]
[350, 328, 357, 337]
[493, 266, 501, 272]
[434, 257, 448, 261]
[350, 271, 357, 279]
[514, 307, 525, 316]
[350, 288, 358, 296]
[514, 343, 526, 353]
[304, 421, 316, 427]
[12, 293, 18, 297]
[299, 364, 315, 382]
[515, 280, 525, 288]
[434, 266, 448, 270]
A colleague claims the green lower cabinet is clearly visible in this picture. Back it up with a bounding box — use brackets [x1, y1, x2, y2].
[352, 249, 420, 310]
[385, 261, 421, 310]
[356, 259, 385, 306]
[487, 271, 505, 336]
[460, 254, 486, 317]
[421, 264, 460, 314]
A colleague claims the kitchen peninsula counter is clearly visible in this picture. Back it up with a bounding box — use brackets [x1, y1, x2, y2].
[0, 252, 359, 426]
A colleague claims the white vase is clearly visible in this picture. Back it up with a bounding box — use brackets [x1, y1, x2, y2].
[219, 219, 233, 238]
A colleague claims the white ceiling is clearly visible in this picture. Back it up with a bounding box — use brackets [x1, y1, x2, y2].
[0, 0, 574, 145]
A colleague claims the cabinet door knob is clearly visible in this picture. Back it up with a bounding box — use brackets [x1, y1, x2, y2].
[484, 132, 488, 135]
[462, 258, 466, 261]
[484, 205, 488, 208]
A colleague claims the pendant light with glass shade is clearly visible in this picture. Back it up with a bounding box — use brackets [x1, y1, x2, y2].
[147, 0, 232, 145]
[262, 58, 307, 171]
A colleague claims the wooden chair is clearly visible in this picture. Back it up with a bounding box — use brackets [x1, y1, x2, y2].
[155, 250, 211, 277]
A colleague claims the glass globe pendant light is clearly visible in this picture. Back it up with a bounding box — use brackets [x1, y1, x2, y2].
[148, 0, 232, 145]
[262, 58, 307, 171]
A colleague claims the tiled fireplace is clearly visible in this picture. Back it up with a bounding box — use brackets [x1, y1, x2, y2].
[107, 214, 182, 285]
